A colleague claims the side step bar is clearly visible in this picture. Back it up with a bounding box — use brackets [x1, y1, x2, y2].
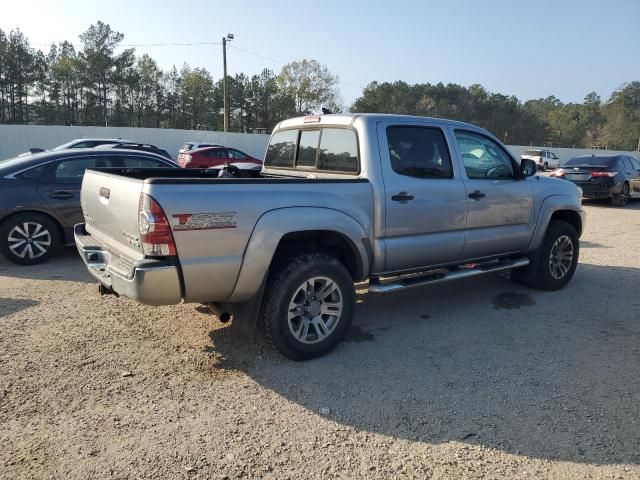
[368, 257, 530, 294]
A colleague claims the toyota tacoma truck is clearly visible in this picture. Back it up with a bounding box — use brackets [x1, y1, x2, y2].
[75, 114, 585, 360]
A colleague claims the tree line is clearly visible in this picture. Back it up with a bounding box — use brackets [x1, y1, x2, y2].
[0, 22, 638, 150]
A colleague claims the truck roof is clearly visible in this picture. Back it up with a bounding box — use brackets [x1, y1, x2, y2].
[275, 113, 482, 132]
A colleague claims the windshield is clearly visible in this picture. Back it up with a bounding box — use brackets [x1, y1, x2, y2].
[564, 156, 616, 167]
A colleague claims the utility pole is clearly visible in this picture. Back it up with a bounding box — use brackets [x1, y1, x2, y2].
[222, 33, 234, 132]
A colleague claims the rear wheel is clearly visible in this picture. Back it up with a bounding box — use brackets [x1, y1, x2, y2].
[0, 213, 60, 265]
[611, 182, 629, 207]
[261, 253, 355, 360]
[511, 221, 579, 291]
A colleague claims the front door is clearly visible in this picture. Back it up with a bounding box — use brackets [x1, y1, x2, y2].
[379, 122, 468, 272]
[451, 130, 534, 260]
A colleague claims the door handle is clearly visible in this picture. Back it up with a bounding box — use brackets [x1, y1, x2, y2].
[49, 190, 74, 199]
[468, 190, 486, 200]
[391, 192, 414, 202]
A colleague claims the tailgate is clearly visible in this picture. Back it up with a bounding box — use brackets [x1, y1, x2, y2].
[80, 169, 145, 261]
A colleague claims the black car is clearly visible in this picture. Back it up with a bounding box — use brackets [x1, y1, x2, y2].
[0, 149, 177, 265]
[551, 154, 640, 206]
[97, 142, 173, 160]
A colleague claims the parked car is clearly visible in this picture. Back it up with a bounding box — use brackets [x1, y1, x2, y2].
[177, 146, 262, 168]
[521, 149, 560, 171]
[0, 149, 177, 265]
[95, 142, 173, 160]
[17, 138, 136, 157]
[550, 154, 640, 206]
[75, 113, 585, 360]
[178, 142, 221, 156]
[51, 138, 136, 150]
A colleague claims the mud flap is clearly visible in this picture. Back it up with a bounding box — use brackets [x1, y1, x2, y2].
[226, 276, 267, 342]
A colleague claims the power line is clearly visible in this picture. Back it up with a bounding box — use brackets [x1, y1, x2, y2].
[228, 44, 365, 90]
[30, 41, 222, 47]
[29, 38, 365, 90]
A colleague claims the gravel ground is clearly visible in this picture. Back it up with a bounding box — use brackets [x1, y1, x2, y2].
[1, 199, 639, 479]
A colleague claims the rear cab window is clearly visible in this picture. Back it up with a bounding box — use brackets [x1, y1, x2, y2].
[265, 127, 359, 173]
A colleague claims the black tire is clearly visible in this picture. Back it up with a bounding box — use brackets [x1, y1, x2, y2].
[611, 182, 629, 207]
[0, 213, 60, 265]
[262, 253, 355, 360]
[543, 162, 548, 172]
[511, 220, 579, 291]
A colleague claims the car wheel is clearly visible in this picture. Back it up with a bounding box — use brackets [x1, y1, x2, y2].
[611, 182, 629, 207]
[261, 253, 355, 360]
[543, 162, 549, 171]
[0, 213, 60, 265]
[511, 221, 579, 291]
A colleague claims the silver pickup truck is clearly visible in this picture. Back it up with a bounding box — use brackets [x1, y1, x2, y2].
[75, 114, 585, 359]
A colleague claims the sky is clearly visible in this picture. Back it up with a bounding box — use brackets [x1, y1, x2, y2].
[1, 0, 639, 106]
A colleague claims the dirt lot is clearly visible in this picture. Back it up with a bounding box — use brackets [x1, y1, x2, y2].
[1, 199, 639, 479]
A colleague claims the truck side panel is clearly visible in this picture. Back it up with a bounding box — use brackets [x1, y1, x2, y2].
[143, 180, 374, 303]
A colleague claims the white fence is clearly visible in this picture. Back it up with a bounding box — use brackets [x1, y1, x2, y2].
[0, 124, 637, 163]
[0, 124, 270, 160]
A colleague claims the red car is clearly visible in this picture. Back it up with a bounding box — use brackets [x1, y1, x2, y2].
[177, 146, 262, 168]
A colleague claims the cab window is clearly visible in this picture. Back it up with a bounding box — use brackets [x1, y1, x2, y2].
[387, 126, 453, 179]
[265, 130, 298, 168]
[454, 131, 515, 180]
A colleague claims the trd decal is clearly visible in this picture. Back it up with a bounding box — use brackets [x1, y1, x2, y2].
[172, 212, 237, 231]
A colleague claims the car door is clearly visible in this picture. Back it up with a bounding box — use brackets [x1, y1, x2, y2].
[36, 155, 114, 228]
[451, 129, 534, 260]
[625, 157, 640, 196]
[205, 148, 229, 167]
[378, 122, 467, 272]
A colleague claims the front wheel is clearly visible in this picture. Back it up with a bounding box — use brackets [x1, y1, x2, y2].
[0, 213, 60, 265]
[511, 221, 579, 291]
[262, 253, 355, 360]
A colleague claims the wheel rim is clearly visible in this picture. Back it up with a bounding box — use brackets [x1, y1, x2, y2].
[548, 234, 574, 280]
[621, 184, 629, 205]
[287, 276, 343, 344]
[7, 222, 51, 260]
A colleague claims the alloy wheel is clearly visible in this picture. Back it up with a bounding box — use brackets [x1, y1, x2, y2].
[287, 276, 343, 344]
[548, 234, 574, 280]
[7, 222, 52, 260]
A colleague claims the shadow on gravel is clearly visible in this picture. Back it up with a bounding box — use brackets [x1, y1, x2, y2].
[0, 248, 92, 283]
[206, 263, 640, 466]
[0, 298, 38, 318]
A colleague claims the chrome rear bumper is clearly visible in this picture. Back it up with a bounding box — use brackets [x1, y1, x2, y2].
[74, 223, 182, 306]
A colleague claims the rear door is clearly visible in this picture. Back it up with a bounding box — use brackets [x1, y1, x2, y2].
[36, 155, 115, 228]
[378, 122, 467, 272]
[451, 129, 534, 260]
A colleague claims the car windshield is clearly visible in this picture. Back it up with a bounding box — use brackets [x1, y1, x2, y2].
[564, 157, 616, 167]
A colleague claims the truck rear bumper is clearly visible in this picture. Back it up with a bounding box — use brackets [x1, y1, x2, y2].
[74, 223, 183, 306]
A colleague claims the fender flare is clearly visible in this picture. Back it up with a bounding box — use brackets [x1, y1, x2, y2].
[527, 194, 585, 252]
[227, 207, 371, 302]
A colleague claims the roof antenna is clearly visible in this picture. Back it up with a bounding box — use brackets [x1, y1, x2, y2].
[321, 107, 333, 115]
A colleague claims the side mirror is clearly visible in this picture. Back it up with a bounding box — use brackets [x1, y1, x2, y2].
[521, 158, 537, 178]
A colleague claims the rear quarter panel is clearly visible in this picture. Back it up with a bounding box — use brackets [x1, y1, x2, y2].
[144, 179, 374, 302]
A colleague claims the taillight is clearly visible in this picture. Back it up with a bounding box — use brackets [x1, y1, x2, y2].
[550, 169, 565, 177]
[590, 171, 617, 177]
[138, 194, 177, 256]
